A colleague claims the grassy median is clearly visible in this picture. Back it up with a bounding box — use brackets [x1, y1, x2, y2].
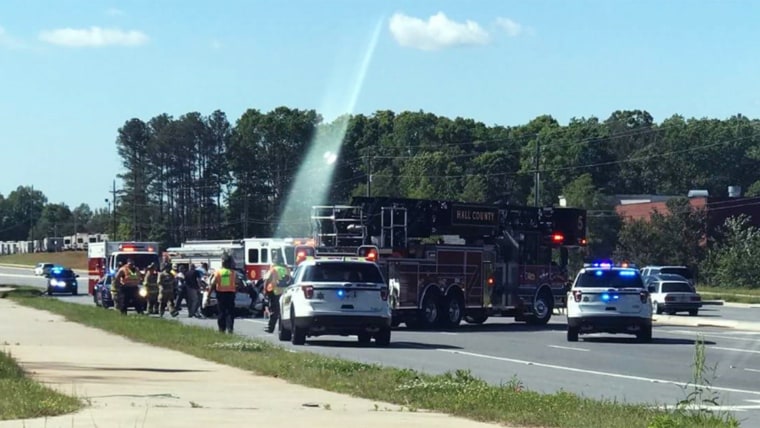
[7, 290, 739, 428]
[697, 286, 760, 304]
[0, 350, 81, 420]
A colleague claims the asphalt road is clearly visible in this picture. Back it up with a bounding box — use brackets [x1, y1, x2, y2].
[2, 264, 760, 426]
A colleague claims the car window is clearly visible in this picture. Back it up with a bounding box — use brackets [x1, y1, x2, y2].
[303, 263, 384, 283]
[661, 282, 693, 293]
[574, 269, 644, 289]
[660, 268, 693, 279]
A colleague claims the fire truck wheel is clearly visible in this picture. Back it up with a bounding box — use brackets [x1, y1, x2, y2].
[419, 291, 441, 329]
[526, 289, 553, 325]
[441, 294, 464, 328]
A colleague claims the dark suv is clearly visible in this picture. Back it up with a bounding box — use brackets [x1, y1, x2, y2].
[46, 267, 79, 295]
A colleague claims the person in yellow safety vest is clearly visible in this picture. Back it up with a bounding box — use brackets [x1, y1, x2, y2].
[143, 263, 160, 315]
[265, 252, 291, 333]
[158, 264, 178, 318]
[114, 258, 142, 315]
[109, 261, 124, 305]
[210, 254, 237, 334]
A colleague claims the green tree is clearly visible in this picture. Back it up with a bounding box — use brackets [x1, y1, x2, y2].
[701, 215, 760, 288]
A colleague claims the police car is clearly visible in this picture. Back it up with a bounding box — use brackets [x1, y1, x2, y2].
[277, 259, 392, 346]
[566, 261, 652, 342]
[46, 266, 80, 295]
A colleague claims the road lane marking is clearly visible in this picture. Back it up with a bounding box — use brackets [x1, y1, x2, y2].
[745, 368, 760, 373]
[438, 349, 760, 397]
[658, 329, 760, 343]
[548, 345, 589, 352]
[713, 346, 760, 355]
[243, 319, 268, 325]
[0, 273, 40, 279]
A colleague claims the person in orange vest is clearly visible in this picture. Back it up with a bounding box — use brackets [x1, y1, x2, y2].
[209, 254, 237, 334]
[265, 252, 291, 333]
[114, 258, 142, 315]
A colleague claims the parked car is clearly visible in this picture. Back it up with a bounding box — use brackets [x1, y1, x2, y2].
[93, 274, 115, 308]
[641, 266, 696, 291]
[34, 262, 55, 276]
[200, 269, 265, 318]
[647, 274, 702, 316]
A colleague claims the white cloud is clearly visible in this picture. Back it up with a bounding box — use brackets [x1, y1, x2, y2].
[38, 27, 148, 47]
[0, 26, 24, 49]
[496, 17, 526, 37]
[389, 11, 489, 51]
[106, 8, 125, 16]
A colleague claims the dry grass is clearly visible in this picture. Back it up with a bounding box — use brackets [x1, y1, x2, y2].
[0, 251, 87, 270]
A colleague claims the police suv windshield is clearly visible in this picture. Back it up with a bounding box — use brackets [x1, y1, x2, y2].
[303, 262, 384, 283]
[575, 269, 644, 289]
[50, 268, 76, 279]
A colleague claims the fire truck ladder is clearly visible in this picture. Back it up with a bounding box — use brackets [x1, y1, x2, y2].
[380, 205, 408, 248]
[310, 205, 365, 248]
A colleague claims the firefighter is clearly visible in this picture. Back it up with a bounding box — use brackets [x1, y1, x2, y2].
[143, 263, 160, 315]
[114, 258, 142, 315]
[265, 252, 290, 333]
[109, 261, 124, 307]
[158, 263, 178, 317]
[209, 254, 237, 334]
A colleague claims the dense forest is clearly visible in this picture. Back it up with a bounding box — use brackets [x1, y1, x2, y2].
[4, 108, 760, 287]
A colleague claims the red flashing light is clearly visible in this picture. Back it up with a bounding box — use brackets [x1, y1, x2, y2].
[302, 285, 314, 299]
[365, 249, 378, 262]
[551, 233, 564, 244]
[579, 238, 588, 246]
[486, 277, 495, 287]
[357, 245, 379, 262]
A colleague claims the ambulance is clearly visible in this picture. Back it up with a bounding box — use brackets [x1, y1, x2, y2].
[87, 241, 160, 295]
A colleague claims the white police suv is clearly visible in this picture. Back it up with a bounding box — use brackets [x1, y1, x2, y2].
[566, 261, 652, 342]
[278, 259, 392, 346]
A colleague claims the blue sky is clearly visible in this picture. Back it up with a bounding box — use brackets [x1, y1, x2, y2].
[2, 0, 759, 210]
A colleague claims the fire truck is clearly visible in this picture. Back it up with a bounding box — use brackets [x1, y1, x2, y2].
[87, 241, 160, 295]
[296, 197, 587, 329]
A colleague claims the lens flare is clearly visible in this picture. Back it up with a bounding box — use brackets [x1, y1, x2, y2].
[276, 17, 383, 237]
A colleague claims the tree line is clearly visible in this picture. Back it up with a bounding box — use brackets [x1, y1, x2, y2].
[5, 107, 760, 288]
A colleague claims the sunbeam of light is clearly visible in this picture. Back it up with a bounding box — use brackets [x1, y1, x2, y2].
[275, 17, 383, 237]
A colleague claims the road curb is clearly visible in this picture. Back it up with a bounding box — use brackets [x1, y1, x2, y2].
[653, 314, 760, 332]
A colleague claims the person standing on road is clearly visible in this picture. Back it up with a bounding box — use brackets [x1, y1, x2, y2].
[265, 252, 290, 333]
[143, 263, 160, 315]
[209, 255, 237, 334]
[174, 265, 187, 312]
[158, 264, 178, 317]
[114, 258, 141, 315]
[109, 261, 124, 306]
[184, 263, 203, 318]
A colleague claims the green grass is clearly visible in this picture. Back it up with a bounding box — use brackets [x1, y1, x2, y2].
[697, 286, 760, 304]
[0, 251, 87, 270]
[0, 349, 82, 420]
[6, 289, 739, 428]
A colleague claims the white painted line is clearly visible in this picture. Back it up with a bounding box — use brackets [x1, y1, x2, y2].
[439, 332, 459, 336]
[713, 346, 760, 355]
[243, 319, 268, 325]
[0, 272, 39, 279]
[744, 368, 760, 373]
[438, 349, 760, 397]
[548, 345, 589, 352]
[658, 329, 760, 343]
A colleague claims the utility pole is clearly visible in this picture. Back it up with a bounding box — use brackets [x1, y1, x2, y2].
[110, 180, 118, 238]
[534, 140, 541, 207]
[366, 155, 372, 197]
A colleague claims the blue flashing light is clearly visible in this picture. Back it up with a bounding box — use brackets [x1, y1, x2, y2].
[109, 269, 116, 276]
[594, 270, 604, 277]
[619, 270, 637, 277]
[601, 293, 610, 301]
[337, 289, 346, 298]
[51, 267, 63, 274]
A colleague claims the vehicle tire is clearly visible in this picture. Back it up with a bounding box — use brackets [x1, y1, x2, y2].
[526, 290, 553, 325]
[374, 327, 391, 347]
[440, 294, 464, 329]
[357, 332, 372, 345]
[637, 325, 653, 343]
[654, 302, 663, 315]
[689, 309, 698, 316]
[419, 291, 440, 329]
[72, 288, 78, 296]
[47, 288, 53, 296]
[390, 319, 401, 328]
[290, 310, 306, 346]
[277, 317, 291, 341]
[464, 314, 489, 325]
[567, 326, 579, 342]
